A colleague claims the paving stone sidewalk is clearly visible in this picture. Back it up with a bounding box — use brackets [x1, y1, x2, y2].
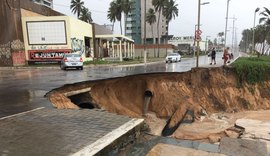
[0, 108, 135, 156]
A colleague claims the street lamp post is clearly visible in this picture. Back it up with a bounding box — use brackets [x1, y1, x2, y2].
[196, 1, 209, 68]
[224, 0, 230, 47]
[252, 8, 260, 53]
[205, 36, 210, 53]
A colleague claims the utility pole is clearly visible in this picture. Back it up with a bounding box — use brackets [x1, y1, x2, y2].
[196, 0, 201, 68]
[230, 16, 237, 54]
[224, 0, 231, 47]
[234, 27, 238, 55]
[196, 1, 209, 67]
[144, 0, 147, 65]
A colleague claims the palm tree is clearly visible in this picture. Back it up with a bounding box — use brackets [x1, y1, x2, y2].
[108, 0, 123, 34]
[217, 32, 224, 45]
[107, 1, 117, 33]
[259, 7, 270, 25]
[70, 0, 84, 19]
[146, 8, 157, 44]
[254, 25, 268, 55]
[122, 0, 134, 35]
[163, 0, 178, 43]
[152, 0, 167, 57]
[259, 7, 270, 55]
[146, 8, 157, 57]
[79, 7, 93, 23]
[240, 29, 252, 53]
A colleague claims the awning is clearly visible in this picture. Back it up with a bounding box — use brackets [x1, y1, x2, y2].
[95, 34, 134, 42]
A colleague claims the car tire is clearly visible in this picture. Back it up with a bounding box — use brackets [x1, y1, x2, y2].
[81, 66, 83, 70]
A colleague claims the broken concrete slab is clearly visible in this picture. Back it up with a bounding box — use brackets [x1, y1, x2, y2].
[220, 137, 269, 156]
[236, 118, 270, 141]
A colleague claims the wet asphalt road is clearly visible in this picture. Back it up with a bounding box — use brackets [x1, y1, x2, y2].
[0, 53, 226, 118]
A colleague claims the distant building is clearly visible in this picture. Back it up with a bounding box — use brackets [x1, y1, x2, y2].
[168, 36, 207, 54]
[125, 0, 168, 44]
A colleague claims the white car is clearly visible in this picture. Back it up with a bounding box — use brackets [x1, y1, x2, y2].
[165, 53, 181, 63]
[60, 53, 83, 70]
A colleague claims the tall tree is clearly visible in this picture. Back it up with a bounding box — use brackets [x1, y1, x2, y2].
[163, 0, 178, 43]
[239, 29, 252, 53]
[146, 8, 157, 57]
[254, 25, 267, 55]
[70, 0, 84, 18]
[217, 32, 224, 45]
[146, 8, 157, 44]
[152, 0, 167, 57]
[259, 7, 270, 55]
[259, 7, 270, 26]
[122, 0, 134, 35]
[107, 1, 117, 32]
[79, 7, 93, 23]
[108, 0, 123, 34]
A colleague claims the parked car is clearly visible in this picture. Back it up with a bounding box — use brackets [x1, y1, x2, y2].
[60, 53, 83, 70]
[165, 53, 181, 63]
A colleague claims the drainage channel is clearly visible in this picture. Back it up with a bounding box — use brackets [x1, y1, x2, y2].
[63, 88, 146, 155]
[64, 87, 99, 109]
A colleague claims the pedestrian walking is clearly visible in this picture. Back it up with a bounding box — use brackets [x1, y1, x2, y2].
[223, 47, 230, 65]
[210, 47, 216, 65]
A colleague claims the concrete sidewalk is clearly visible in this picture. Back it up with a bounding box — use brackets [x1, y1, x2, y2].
[0, 108, 143, 156]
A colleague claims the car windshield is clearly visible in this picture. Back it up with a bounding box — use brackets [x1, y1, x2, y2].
[168, 53, 178, 56]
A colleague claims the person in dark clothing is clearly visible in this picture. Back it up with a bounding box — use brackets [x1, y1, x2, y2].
[210, 47, 216, 65]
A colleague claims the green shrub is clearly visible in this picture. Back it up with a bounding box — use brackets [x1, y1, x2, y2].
[232, 56, 270, 85]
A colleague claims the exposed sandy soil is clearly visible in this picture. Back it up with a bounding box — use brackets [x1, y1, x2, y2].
[47, 66, 270, 141]
[146, 143, 226, 156]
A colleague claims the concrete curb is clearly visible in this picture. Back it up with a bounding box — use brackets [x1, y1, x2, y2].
[0, 61, 164, 70]
[0, 107, 44, 120]
[72, 118, 144, 156]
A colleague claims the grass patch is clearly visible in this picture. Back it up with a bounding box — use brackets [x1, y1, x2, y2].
[232, 56, 270, 85]
[83, 60, 111, 65]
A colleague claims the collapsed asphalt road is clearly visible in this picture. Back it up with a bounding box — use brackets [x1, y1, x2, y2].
[48, 66, 270, 142]
[0, 54, 224, 118]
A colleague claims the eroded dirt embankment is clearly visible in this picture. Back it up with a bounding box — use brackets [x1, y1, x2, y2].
[47, 67, 270, 141]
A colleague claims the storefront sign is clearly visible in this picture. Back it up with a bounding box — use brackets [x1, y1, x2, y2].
[28, 49, 71, 62]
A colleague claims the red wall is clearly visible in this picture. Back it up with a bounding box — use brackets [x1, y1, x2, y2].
[12, 51, 26, 66]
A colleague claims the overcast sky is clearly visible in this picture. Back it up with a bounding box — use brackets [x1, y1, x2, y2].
[53, 0, 270, 44]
